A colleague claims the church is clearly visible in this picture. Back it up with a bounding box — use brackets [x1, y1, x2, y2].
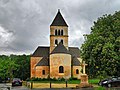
[30, 10, 82, 79]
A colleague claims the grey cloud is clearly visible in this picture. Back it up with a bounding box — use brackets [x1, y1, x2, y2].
[0, 0, 120, 55]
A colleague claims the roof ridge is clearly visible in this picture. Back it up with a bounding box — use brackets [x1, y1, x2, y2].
[51, 42, 70, 54]
[50, 10, 68, 27]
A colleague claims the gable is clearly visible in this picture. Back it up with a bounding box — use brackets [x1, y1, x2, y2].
[51, 42, 70, 54]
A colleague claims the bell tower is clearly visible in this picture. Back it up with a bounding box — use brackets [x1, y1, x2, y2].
[50, 10, 68, 53]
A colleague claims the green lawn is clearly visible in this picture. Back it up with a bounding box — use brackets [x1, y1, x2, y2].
[31, 79, 100, 84]
[89, 79, 100, 84]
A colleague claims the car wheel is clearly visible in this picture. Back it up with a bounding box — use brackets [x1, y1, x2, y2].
[108, 84, 111, 88]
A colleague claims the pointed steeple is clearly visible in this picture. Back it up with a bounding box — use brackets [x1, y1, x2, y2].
[50, 9, 68, 27]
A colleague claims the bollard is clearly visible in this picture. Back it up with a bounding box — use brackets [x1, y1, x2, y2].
[31, 82, 33, 89]
[50, 81, 51, 88]
[66, 81, 67, 88]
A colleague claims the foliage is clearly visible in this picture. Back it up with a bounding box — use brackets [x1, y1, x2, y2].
[0, 54, 30, 80]
[81, 11, 120, 78]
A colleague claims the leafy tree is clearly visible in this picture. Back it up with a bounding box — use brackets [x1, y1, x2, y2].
[81, 11, 120, 78]
[12, 54, 30, 80]
[0, 55, 18, 81]
[0, 55, 30, 80]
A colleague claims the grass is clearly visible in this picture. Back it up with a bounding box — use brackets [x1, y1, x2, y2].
[89, 79, 100, 84]
[94, 86, 106, 90]
[29, 78, 100, 84]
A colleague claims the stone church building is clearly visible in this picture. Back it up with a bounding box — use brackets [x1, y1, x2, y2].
[30, 10, 82, 79]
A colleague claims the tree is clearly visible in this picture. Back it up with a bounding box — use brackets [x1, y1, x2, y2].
[13, 54, 30, 80]
[81, 11, 120, 78]
[0, 55, 30, 80]
[0, 55, 18, 81]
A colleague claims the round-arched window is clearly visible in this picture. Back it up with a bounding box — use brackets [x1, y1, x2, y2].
[59, 66, 64, 73]
[55, 39, 58, 45]
[58, 30, 60, 35]
[76, 69, 79, 74]
[55, 29, 57, 35]
[61, 39, 63, 44]
[61, 30, 63, 35]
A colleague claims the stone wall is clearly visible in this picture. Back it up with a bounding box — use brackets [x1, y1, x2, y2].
[35, 66, 49, 78]
[50, 26, 68, 52]
[72, 66, 82, 79]
[72, 58, 82, 79]
[50, 53, 71, 79]
[30, 57, 42, 78]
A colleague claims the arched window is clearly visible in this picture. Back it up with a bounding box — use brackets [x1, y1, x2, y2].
[55, 39, 58, 45]
[76, 69, 79, 74]
[55, 29, 57, 35]
[61, 39, 63, 44]
[58, 30, 60, 35]
[61, 30, 63, 35]
[59, 66, 64, 73]
[42, 70, 45, 75]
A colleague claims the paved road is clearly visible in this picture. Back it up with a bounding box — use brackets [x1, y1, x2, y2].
[1, 83, 120, 90]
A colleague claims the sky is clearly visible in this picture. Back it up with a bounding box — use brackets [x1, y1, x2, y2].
[0, 0, 120, 55]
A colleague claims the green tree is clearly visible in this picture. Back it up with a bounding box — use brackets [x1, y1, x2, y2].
[0, 55, 18, 81]
[0, 55, 30, 80]
[81, 11, 120, 78]
[13, 54, 30, 80]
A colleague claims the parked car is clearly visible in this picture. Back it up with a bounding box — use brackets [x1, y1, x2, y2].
[12, 78, 22, 86]
[0, 77, 2, 83]
[99, 77, 120, 87]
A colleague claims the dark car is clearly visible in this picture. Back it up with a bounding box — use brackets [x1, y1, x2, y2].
[12, 78, 22, 86]
[0, 77, 2, 83]
[99, 77, 120, 87]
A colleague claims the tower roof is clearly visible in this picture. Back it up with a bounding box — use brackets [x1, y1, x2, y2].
[51, 42, 70, 54]
[50, 10, 68, 27]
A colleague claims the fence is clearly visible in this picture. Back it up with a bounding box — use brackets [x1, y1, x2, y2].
[26, 81, 78, 89]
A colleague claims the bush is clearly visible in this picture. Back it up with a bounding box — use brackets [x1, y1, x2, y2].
[69, 77, 77, 80]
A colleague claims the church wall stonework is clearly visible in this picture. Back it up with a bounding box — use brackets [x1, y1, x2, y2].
[50, 26, 68, 36]
[50, 54, 71, 79]
[30, 57, 42, 78]
[73, 66, 82, 79]
[50, 26, 68, 52]
[35, 66, 49, 78]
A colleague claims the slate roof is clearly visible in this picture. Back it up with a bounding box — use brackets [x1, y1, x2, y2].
[32, 45, 81, 66]
[51, 42, 70, 54]
[50, 10, 68, 27]
[69, 47, 80, 57]
[36, 57, 49, 66]
[72, 57, 81, 66]
[32, 46, 49, 57]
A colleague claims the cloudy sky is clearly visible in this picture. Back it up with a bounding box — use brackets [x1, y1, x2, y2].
[0, 0, 120, 55]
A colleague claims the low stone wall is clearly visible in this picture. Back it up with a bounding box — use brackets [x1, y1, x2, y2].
[27, 82, 78, 89]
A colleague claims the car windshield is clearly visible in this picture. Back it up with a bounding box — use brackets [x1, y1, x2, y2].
[13, 78, 21, 81]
